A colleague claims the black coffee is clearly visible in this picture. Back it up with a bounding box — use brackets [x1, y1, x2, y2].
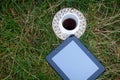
[62, 18, 76, 30]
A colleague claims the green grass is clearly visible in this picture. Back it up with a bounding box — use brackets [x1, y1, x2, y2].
[0, 0, 120, 80]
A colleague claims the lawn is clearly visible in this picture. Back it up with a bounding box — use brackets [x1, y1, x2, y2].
[0, 0, 120, 80]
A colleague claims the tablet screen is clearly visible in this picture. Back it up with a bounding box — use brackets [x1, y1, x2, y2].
[52, 41, 99, 80]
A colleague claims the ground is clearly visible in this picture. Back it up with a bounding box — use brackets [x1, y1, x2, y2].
[0, 0, 120, 80]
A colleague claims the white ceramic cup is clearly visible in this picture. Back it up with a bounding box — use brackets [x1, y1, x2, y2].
[52, 8, 86, 40]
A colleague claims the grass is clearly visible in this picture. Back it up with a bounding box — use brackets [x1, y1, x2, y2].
[0, 0, 120, 80]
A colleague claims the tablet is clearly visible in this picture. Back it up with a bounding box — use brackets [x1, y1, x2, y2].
[46, 36, 105, 80]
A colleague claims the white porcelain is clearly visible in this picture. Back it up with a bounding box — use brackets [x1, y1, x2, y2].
[52, 8, 86, 40]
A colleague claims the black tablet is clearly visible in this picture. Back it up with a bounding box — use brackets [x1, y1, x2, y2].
[46, 36, 105, 80]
